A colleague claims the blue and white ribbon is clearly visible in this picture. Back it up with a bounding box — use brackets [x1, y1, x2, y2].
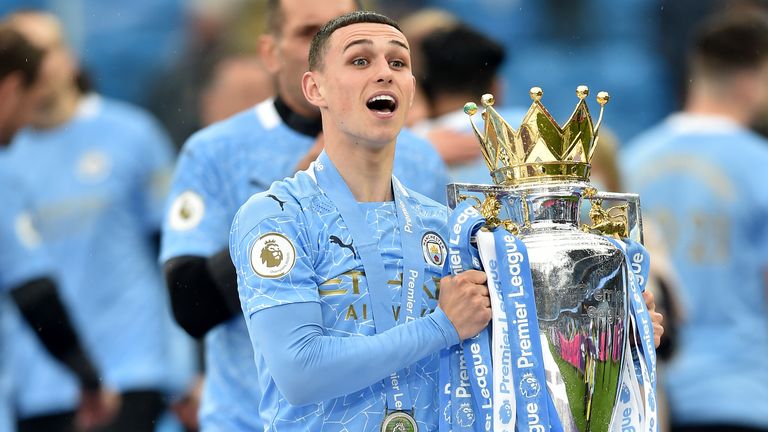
[608, 238, 657, 432]
[442, 200, 492, 432]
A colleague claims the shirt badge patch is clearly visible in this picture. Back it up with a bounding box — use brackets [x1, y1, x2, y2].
[14, 211, 41, 249]
[168, 190, 205, 231]
[422, 231, 447, 267]
[76, 150, 111, 182]
[250, 232, 296, 278]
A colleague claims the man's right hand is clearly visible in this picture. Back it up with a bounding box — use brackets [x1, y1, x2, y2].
[438, 270, 491, 341]
[75, 387, 121, 431]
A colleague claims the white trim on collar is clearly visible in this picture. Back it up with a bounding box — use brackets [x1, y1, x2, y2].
[254, 98, 280, 130]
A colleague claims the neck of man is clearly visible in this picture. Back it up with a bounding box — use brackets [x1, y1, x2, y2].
[36, 85, 81, 129]
[273, 95, 323, 137]
[279, 81, 322, 120]
[684, 81, 753, 126]
[323, 125, 395, 203]
[429, 93, 476, 119]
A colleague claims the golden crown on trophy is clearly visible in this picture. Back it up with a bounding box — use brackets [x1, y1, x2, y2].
[464, 85, 609, 185]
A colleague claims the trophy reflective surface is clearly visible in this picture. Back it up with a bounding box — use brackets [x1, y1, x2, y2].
[448, 87, 643, 431]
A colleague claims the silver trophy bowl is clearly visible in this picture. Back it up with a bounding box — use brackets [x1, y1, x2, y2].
[448, 181, 643, 432]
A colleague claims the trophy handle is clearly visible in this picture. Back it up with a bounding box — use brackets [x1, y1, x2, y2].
[582, 191, 644, 244]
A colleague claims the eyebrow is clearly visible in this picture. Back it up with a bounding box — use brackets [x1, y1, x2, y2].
[343, 38, 409, 52]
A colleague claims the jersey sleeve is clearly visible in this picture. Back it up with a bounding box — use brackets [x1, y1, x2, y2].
[134, 114, 177, 232]
[0, 177, 53, 290]
[229, 193, 320, 318]
[160, 136, 232, 261]
[395, 129, 451, 204]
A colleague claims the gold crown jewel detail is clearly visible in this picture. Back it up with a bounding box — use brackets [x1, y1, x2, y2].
[464, 86, 610, 185]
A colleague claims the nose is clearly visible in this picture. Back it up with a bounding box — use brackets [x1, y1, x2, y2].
[373, 57, 393, 84]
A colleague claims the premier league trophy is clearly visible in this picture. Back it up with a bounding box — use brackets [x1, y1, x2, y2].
[440, 87, 657, 432]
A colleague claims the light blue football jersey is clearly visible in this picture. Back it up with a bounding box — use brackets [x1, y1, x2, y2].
[0, 158, 56, 431]
[6, 94, 179, 417]
[621, 113, 768, 428]
[160, 99, 449, 431]
[230, 168, 449, 431]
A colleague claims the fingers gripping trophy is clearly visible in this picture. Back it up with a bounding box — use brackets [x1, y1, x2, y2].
[440, 87, 657, 432]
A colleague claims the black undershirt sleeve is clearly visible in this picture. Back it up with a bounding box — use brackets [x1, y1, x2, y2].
[10, 278, 101, 390]
[164, 249, 240, 339]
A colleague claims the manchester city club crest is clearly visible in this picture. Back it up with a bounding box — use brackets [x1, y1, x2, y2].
[421, 231, 447, 267]
[250, 232, 296, 278]
[76, 150, 111, 182]
[168, 190, 205, 231]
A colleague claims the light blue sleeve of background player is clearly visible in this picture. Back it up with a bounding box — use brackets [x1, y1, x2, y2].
[161, 135, 232, 261]
[395, 129, 451, 204]
[132, 111, 176, 232]
[0, 172, 53, 291]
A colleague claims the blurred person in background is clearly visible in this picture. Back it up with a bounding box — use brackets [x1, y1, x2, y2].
[622, 12, 768, 432]
[5, 11, 194, 432]
[0, 0, 186, 108]
[149, 0, 252, 149]
[397, 8, 458, 127]
[199, 55, 274, 126]
[409, 23, 527, 184]
[589, 130, 686, 432]
[161, 0, 448, 429]
[0, 25, 118, 432]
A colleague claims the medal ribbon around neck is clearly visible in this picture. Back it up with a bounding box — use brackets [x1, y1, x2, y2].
[314, 151, 424, 415]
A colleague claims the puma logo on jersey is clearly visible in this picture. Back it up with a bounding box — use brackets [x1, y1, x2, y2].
[267, 194, 286, 211]
[330, 235, 357, 259]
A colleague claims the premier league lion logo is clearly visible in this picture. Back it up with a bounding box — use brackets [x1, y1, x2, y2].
[260, 239, 283, 268]
[443, 402, 452, 425]
[250, 233, 296, 278]
[620, 383, 631, 403]
[519, 372, 541, 399]
[456, 403, 475, 427]
[500, 400, 513, 424]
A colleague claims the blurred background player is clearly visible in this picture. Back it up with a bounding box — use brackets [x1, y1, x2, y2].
[4, 11, 195, 432]
[199, 55, 274, 127]
[161, 0, 448, 429]
[0, 24, 118, 432]
[410, 23, 527, 184]
[622, 12, 768, 432]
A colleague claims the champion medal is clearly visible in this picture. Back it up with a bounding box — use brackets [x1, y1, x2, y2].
[381, 410, 418, 432]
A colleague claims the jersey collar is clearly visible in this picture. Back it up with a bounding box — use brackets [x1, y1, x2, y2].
[273, 96, 322, 138]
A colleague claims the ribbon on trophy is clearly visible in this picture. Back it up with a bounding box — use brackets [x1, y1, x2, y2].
[441, 201, 658, 432]
[441, 201, 563, 432]
[441, 200, 492, 432]
[606, 238, 657, 432]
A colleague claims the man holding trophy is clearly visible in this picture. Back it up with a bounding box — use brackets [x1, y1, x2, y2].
[230, 10, 662, 432]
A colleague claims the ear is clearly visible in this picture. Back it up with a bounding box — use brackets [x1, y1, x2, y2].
[731, 69, 761, 112]
[302, 70, 327, 109]
[258, 34, 281, 75]
[0, 73, 23, 104]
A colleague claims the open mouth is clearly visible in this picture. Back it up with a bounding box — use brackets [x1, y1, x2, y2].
[366, 94, 398, 114]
